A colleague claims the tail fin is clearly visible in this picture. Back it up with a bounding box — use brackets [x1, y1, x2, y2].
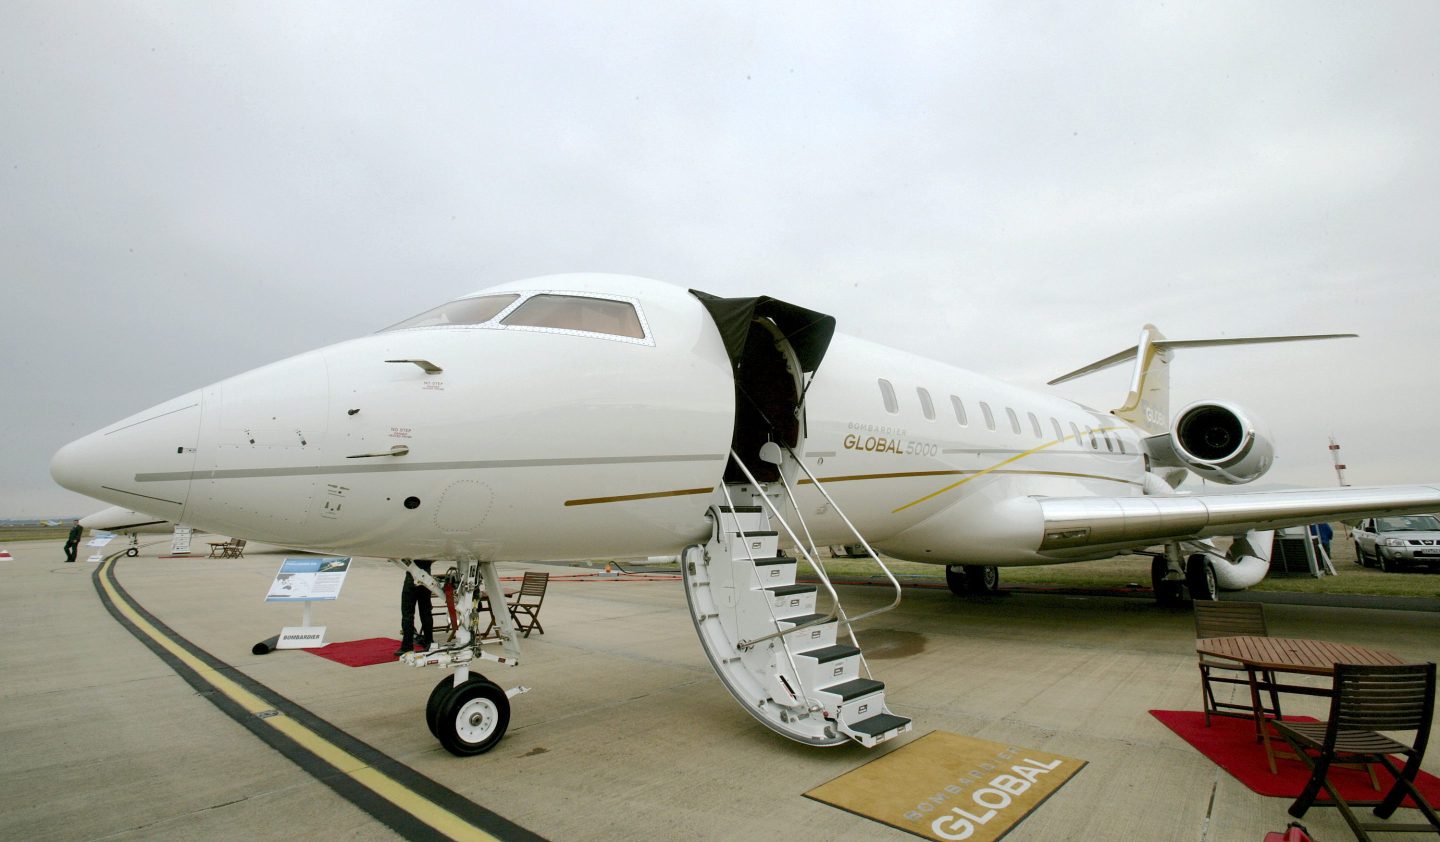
[1048, 326, 1356, 436]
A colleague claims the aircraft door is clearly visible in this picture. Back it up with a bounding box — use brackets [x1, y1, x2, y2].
[689, 291, 836, 485]
[727, 318, 803, 483]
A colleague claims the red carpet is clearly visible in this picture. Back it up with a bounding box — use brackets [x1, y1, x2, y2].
[307, 637, 404, 667]
[1151, 710, 1440, 805]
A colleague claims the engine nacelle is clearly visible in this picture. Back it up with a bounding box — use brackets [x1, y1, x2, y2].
[1165, 400, 1274, 485]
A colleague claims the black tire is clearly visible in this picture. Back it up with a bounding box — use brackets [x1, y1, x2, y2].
[964, 565, 999, 594]
[427, 673, 491, 736]
[1354, 542, 1366, 567]
[944, 565, 968, 597]
[1185, 554, 1218, 602]
[1378, 552, 1391, 573]
[125, 547, 139, 557]
[435, 678, 510, 756]
[1152, 557, 1182, 606]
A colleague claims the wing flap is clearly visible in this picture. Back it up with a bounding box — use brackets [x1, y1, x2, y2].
[1037, 485, 1440, 555]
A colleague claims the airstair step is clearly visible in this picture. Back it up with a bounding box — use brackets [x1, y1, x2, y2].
[779, 612, 831, 627]
[847, 712, 912, 737]
[766, 584, 816, 597]
[716, 505, 764, 513]
[733, 530, 778, 538]
[822, 677, 884, 702]
[800, 643, 860, 664]
[751, 556, 795, 567]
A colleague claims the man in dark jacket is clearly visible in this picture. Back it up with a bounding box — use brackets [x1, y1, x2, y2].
[63, 520, 82, 563]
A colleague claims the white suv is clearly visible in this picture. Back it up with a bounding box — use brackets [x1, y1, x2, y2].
[1352, 514, 1440, 572]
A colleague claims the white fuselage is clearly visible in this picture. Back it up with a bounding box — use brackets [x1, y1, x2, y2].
[52, 274, 1147, 566]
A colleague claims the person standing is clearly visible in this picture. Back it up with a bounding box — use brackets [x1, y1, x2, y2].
[63, 519, 82, 563]
[394, 559, 435, 656]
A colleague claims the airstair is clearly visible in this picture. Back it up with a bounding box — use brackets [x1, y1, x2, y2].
[681, 447, 911, 747]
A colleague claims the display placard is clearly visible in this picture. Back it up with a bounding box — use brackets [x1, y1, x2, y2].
[264, 557, 352, 602]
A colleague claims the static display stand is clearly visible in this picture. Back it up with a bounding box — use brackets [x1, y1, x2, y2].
[264, 557, 352, 649]
[85, 532, 115, 563]
[170, 525, 194, 556]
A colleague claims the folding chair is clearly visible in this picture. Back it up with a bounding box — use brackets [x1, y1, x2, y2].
[1194, 601, 1282, 728]
[508, 571, 549, 638]
[222, 538, 247, 558]
[1273, 663, 1440, 841]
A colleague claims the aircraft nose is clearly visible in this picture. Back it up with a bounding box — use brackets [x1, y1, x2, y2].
[51, 391, 204, 522]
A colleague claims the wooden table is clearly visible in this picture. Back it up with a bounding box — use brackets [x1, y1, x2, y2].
[1195, 636, 1405, 772]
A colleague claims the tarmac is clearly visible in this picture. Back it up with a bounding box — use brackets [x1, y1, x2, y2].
[2, 537, 1438, 842]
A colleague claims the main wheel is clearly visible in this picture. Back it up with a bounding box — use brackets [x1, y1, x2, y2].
[1185, 554, 1218, 601]
[964, 565, 999, 593]
[1379, 552, 1391, 573]
[1152, 557, 1182, 606]
[125, 547, 139, 557]
[435, 678, 509, 756]
[1354, 542, 1365, 567]
[944, 565, 968, 597]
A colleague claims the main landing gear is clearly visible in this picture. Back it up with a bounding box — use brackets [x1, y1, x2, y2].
[1151, 547, 1217, 605]
[394, 557, 529, 756]
[944, 564, 1000, 596]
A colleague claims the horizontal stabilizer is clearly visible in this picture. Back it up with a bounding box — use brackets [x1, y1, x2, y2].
[1047, 331, 1356, 386]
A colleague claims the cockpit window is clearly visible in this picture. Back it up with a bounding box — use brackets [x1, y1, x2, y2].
[382, 294, 520, 332]
[501, 294, 646, 339]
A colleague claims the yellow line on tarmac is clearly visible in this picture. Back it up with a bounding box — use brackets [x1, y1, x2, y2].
[97, 557, 496, 842]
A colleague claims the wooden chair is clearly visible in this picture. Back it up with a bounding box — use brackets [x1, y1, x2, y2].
[1194, 601, 1282, 727]
[508, 571, 549, 638]
[209, 538, 246, 558]
[1273, 663, 1440, 841]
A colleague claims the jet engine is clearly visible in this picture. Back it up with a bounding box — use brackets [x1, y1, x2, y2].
[1147, 400, 1275, 485]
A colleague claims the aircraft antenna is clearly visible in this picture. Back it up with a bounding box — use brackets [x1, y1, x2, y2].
[1329, 435, 1350, 487]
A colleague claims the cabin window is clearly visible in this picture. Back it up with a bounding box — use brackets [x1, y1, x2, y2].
[951, 395, 968, 426]
[1117, 437, 1126, 455]
[980, 401, 996, 431]
[1027, 411, 1042, 439]
[382, 294, 520, 332]
[1005, 407, 1021, 435]
[917, 387, 936, 420]
[879, 379, 899, 414]
[502, 294, 646, 339]
[1069, 422, 1083, 447]
[1085, 426, 1097, 449]
[1103, 432, 1114, 452]
[1051, 418, 1065, 443]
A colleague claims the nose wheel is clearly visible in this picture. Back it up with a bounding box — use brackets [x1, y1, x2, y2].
[430, 675, 510, 756]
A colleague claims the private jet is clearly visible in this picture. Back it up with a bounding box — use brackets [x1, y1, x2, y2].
[51, 273, 1440, 755]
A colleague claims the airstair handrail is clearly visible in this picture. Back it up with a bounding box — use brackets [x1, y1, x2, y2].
[783, 444, 904, 625]
[768, 461, 868, 662]
[725, 454, 845, 652]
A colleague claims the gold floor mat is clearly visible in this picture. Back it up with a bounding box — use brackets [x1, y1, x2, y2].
[805, 731, 1086, 842]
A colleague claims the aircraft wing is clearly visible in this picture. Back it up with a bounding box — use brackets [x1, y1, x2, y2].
[1035, 484, 1440, 557]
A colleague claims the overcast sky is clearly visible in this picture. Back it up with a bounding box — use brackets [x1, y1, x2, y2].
[3, 2, 1438, 517]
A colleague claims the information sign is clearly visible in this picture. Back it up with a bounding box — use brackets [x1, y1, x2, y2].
[265, 557, 352, 602]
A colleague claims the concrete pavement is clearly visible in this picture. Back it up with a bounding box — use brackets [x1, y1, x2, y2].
[2, 537, 1437, 841]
